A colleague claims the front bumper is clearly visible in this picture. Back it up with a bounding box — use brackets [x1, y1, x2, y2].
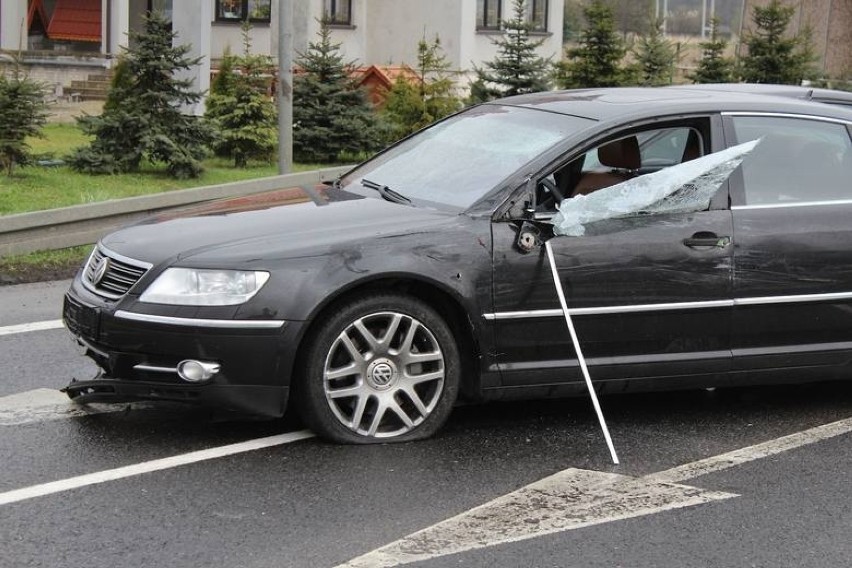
[62, 285, 303, 418]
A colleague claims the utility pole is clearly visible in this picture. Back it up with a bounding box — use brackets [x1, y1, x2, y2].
[277, 0, 294, 174]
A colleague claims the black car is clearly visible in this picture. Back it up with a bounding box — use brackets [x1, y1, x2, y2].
[63, 86, 852, 443]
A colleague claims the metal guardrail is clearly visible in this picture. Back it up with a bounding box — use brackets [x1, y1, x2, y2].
[0, 166, 351, 257]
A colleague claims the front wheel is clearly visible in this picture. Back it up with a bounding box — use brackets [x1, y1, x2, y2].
[298, 294, 460, 444]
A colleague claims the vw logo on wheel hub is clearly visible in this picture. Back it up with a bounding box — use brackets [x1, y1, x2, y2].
[367, 359, 397, 390]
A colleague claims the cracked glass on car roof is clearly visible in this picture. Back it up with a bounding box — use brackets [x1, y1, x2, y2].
[340, 105, 593, 210]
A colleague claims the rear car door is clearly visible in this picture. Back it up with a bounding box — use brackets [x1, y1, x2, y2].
[724, 113, 852, 381]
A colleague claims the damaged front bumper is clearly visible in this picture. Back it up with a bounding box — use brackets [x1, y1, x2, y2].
[62, 287, 299, 418]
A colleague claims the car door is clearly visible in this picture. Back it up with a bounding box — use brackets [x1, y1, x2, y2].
[724, 113, 852, 380]
[489, 118, 734, 392]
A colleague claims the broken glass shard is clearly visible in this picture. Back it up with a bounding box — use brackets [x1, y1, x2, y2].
[551, 139, 761, 236]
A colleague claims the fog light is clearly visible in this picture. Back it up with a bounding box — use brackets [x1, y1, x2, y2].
[176, 360, 220, 383]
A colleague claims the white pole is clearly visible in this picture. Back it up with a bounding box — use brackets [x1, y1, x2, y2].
[544, 240, 620, 465]
[277, 0, 294, 174]
[701, 0, 707, 38]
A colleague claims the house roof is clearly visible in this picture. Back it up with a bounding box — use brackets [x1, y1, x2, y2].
[351, 65, 421, 106]
[27, 0, 49, 31]
[352, 65, 420, 91]
[47, 0, 102, 43]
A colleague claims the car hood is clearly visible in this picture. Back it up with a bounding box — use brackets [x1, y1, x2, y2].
[101, 187, 459, 266]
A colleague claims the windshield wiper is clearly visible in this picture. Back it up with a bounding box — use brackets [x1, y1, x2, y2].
[360, 178, 411, 205]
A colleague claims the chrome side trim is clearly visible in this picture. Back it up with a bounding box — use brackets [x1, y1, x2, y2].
[734, 291, 852, 306]
[483, 300, 733, 320]
[133, 364, 177, 374]
[114, 310, 286, 329]
[721, 111, 852, 126]
[733, 199, 852, 211]
[484, 292, 852, 320]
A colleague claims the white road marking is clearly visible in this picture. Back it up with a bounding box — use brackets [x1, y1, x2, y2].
[337, 415, 852, 568]
[0, 430, 315, 506]
[340, 469, 737, 568]
[0, 319, 64, 337]
[646, 415, 852, 484]
[0, 388, 141, 426]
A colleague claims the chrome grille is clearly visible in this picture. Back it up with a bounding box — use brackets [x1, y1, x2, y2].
[83, 246, 152, 300]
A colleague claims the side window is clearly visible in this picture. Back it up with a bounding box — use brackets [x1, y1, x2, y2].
[535, 125, 705, 212]
[731, 116, 852, 205]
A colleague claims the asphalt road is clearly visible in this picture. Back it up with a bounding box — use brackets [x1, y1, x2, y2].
[0, 280, 850, 568]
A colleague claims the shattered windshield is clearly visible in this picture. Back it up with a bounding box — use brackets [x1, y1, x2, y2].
[551, 140, 760, 236]
[340, 105, 594, 210]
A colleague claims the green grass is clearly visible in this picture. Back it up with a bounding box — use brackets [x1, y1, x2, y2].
[0, 244, 92, 284]
[0, 124, 330, 216]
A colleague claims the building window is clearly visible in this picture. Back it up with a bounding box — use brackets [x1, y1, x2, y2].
[476, 0, 501, 30]
[524, 0, 547, 32]
[324, 0, 352, 26]
[215, 0, 271, 23]
[147, 0, 173, 22]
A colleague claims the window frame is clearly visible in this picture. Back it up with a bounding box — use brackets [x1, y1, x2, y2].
[214, 0, 271, 24]
[524, 0, 548, 33]
[723, 112, 852, 209]
[476, 0, 502, 31]
[324, 0, 353, 27]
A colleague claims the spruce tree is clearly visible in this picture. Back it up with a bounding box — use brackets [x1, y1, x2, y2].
[468, 0, 552, 103]
[556, 0, 632, 89]
[206, 23, 277, 167]
[0, 62, 48, 176]
[634, 16, 676, 86]
[740, 0, 815, 85]
[382, 35, 461, 142]
[293, 20, 382, 163]
[70, 12, 215, 178]
[690, 17, 735, 84]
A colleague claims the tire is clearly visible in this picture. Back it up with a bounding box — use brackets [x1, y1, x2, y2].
[297, 293, 460, 444]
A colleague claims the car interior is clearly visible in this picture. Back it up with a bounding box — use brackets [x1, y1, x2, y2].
[534, 124, 708, 216]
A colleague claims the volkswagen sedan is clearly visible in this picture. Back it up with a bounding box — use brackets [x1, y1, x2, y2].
[63, 86, 852, 443]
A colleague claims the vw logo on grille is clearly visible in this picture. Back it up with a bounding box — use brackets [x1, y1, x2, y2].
[371, 363, 394, 386]
[92, 257, 111, 286]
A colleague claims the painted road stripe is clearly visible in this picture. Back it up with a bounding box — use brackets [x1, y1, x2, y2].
[0, 388, 142, 426]
[0, 319, 64, 337]
[337, 415, 852, 568]
[646, 415, 852, 484]
[0, 430, 315, 507]
[339, 469, 737, 568]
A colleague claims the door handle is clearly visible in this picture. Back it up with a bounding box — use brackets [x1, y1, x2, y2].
[683, 233, 731, 249]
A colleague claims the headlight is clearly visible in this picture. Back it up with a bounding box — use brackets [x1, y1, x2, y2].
[139, 268, 270, 306]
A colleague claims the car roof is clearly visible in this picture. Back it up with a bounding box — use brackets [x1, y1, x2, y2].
[494, 86, 852, 124]
[668, 83, 852, 108]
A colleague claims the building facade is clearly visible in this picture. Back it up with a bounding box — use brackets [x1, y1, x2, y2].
[741, 0, 852, 79]
[1, 0, 564, 113]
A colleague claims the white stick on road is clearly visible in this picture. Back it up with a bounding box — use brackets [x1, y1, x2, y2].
[544, 239, 619, 465]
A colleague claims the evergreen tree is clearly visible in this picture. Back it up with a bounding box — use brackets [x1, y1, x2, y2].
[293, 20, 382, 163]
[70, 12, 215, 178]
[634, 16, 677, 86]
[740, 0, 815, 85]
[0, 62, 48, 176]
[469, 0, 552, 103]
[690, 17, 735, 84]
[382, 35, 461, 142]
[556, 0, 632, 89]
[206, 22, 277, 167]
